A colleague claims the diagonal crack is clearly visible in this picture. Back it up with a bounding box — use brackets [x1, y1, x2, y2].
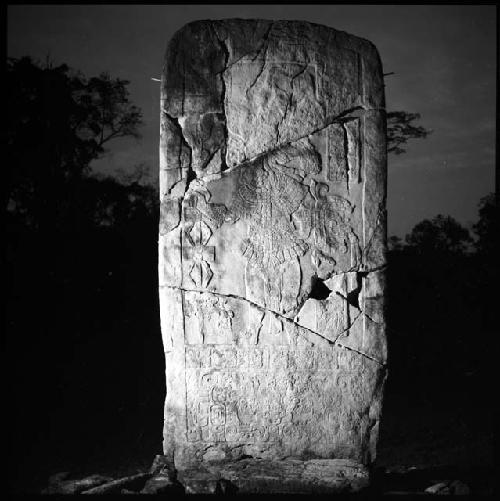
[246, 56, 267, 97]
[245, 23, 274, 98]
[161, 284, 385, 366]
[217, 105, 370, 180]
[200, 147, 220, 172]
[291, 64, 309, 83]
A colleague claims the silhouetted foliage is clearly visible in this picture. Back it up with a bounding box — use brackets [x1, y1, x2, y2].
[6, 56, 144, 231]
[386, 204, 494, 417]
[387, 110, 432, 155]
[6, 57, 161, 485]
[473, 192, 498, 259]
[388, 235, 404, 252]
[404, 214, 473, 256]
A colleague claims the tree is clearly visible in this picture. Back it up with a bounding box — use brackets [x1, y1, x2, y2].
[387, 110, 432, 155]
[388, 235, 404, 251]
[404, 214, 473, 256]
[385, 109, 432, 246]
[473, 192, 498, 259]
[6, 56, 143, 231]
[6, 57, 160, 473]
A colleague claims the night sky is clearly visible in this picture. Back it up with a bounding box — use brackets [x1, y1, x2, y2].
[7, 4, 496, 237]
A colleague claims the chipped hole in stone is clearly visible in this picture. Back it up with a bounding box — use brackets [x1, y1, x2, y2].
[346, 288, 360, 309]
[346, 271, 368, 309]
[309, 276, 332, 300]
[186, 168, 197, 184]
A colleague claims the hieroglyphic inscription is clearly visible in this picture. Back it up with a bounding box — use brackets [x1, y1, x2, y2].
[326, 119, 362, 187]
[185, 346, 363, 444]
[184, 295, 234, 345]
[185, 345, 361, 370]
[326, 124, 347, 183]
[344, 119, 361, 184]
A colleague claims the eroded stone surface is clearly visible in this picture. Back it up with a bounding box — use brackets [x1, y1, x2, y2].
[159, 19, 387, 476]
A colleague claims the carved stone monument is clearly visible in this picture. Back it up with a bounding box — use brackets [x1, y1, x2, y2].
[159, 19, 387, 493]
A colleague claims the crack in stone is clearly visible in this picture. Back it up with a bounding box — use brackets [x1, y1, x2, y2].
[280, 267, 386, 321]
[242, 23, 275, 98]
[336, 344, 385, 367]
[165, 178, 186, 198]
[276, 93, 290, 145]
[291, 64, 309, 83]
[250, 22, 275, 62]
[277, 64, 316, 154]
[161, 285, 385, 366]
[332, 310, 363, 345]
[200, 147, 219, 172]
[255, 314, 264, 346]
[218, 105, 370, 180]
[359, 264, 387, 274]
[246, 57, 267, 97]
[362, 310, 384, 326]
[281, 68, 304, 134]
[212, 26, 230, 173]
[289, 288, 364, 337]
[284, 294, 311, 319]
[163, 111, 194, 204]
[212, 22, 274, 76]
[287, 281, 383, 332]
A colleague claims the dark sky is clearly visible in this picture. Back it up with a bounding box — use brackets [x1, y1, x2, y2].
[7, 5, 496, 237]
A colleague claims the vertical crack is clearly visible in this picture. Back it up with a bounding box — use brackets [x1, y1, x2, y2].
[245, 22, 274, 97]
[164, 112, 194, 201]
[277, 64, 309, 143]
[212, 26, 230, 172]
[347, 272, 367, 309]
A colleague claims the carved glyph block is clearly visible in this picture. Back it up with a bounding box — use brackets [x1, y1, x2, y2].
[160, 19, 387, 471]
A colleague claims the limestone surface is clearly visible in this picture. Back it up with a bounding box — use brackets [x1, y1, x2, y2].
[159, 19, 387, 477]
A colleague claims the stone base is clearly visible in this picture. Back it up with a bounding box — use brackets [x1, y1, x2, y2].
[177, 458, 370, 494]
